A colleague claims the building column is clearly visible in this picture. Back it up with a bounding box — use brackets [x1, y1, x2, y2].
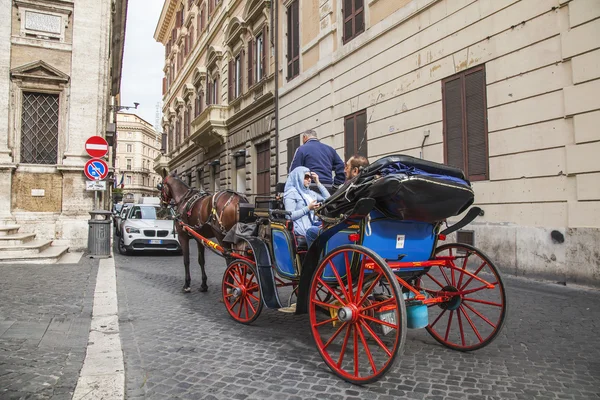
[0, 0, 13, 164]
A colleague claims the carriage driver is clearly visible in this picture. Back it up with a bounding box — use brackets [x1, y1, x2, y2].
[344, 155, 370, 181]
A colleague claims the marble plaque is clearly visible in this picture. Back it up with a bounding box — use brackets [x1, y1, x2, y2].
[25, 11, 61, 34]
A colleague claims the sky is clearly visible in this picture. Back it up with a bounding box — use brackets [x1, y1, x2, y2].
[120, 0, 165, 132]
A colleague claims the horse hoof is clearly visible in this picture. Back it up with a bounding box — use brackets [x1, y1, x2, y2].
[183, 287, 192, 293]
[199, 286, 208, 293]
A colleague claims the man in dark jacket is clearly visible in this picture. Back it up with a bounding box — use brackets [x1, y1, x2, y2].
[289, 130, 345, 188]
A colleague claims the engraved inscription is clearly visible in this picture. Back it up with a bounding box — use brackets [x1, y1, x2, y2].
[25, 11, 61, 34]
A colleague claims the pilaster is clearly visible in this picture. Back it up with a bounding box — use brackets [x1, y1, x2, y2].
[0, 0, 13, 163]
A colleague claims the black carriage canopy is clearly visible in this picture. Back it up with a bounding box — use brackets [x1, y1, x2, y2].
[319, 155, 475, 223]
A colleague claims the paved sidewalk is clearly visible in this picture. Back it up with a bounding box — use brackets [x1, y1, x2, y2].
[0, 256, 99, 400]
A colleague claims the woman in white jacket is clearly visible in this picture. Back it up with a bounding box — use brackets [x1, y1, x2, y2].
[283, 166, 330, 247]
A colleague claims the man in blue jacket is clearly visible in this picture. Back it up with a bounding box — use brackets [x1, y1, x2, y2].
[289, 130, 345, 189]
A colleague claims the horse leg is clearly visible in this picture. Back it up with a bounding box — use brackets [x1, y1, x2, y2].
[181, 233, 192, 293]
[197, 242, 208, 292]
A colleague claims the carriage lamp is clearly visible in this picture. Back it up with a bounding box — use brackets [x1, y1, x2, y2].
[348, 233, 360, 242]
[125, 227, 140, 234]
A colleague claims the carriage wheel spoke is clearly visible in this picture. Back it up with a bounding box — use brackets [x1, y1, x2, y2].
[425, 273, 445, 289]
[456, 251, 469, 289]
[244, 298, 250, 319]
[230, 269, 242, 286]
[317, 278, 347, 306]
[460, 306, 483, 342]
[457, 308, 466, 346]
[463, 297, 502, 307]
[224, 281, 237, 289]
[323, 322, 348, 350]
[355, 259, 366, 305]
[360, 320, 393, 358]
[344, 252, 354, 302]
[328, 260, 351, 301]
[353, 327, 359, 378]
[360, 297, 395, 313]
[439, 265, 452, 286]
[463, 302, 497, 328]
[361, 313, 398, 330]
[460, 284, 496, 296]
[357, 323, 377, 375]
[444, 311, 454, 341]
[357, 273, 383, 305]
[337, 324, 352, 368]
[248, 292, 260, 303]
[313, 299, 341, 310]
[429, 308, 447, 328]
[459, 261, 487, 290]
[313, 317, 338, 328]
[247, 298, 257, 314]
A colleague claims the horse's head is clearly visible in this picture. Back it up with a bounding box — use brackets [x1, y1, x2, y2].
[157, 176, 174, 207]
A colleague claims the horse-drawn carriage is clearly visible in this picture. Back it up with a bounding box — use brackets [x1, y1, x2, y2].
[160, 155, 507, 384]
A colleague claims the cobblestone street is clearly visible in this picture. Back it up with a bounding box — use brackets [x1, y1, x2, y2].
[116, 245, 600, 400]
[0, 258, 98, 399]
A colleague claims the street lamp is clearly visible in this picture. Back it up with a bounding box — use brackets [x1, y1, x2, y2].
[109, 102, 140, 112]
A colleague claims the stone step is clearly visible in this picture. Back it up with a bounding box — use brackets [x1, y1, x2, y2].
[0, 240, 53, 256]
[0, 233, 36, 245]
[0, 225, 21, 237]
[0, 245, 69, 265]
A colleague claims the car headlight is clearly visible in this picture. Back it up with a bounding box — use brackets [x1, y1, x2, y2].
[125, 227, 140, 234]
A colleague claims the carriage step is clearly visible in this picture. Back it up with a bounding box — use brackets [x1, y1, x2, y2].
[0, 240, 53, 256]
[0, 225, 21, 237]
[0, 245, 69, 264]
[0, 233, 36, 245]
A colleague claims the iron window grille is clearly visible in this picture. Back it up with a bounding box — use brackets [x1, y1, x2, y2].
[20, 92, 59, 165]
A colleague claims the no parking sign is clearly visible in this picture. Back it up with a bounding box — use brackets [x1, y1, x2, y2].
[84, 159, 108, 181]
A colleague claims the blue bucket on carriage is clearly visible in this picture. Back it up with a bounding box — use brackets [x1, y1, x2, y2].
[403, 291, 429, 329]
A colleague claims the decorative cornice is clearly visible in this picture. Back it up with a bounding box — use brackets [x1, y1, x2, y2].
[154, 0, 178, 43]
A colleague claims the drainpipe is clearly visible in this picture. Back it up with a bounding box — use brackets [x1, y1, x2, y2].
[271, 0, 279, 188]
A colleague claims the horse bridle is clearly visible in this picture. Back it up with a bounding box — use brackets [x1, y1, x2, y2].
[157, 176, 171, 207]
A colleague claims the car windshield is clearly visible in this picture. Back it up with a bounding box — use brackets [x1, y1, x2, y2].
[120, 206, 130, 217]
[129, 206, 173, 220]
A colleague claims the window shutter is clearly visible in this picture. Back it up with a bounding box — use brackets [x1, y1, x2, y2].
[344, 116, 355, 161]
[240, 51, 244, 94]
[162, 77, 167, 95]
[286, 4, 293, 78]
[292, 1, 299, 76]
[443, 77, 465, 171]
[356, 110, 367, 158]
[465, 68, 488, 180]
[228, 59, 234, 101]
[206, 75, 211, 105]
[247, 40, 253, 88]
[262, 25, 268, 78]
[215, 75, 219, 103]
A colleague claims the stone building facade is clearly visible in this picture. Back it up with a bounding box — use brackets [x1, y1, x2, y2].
[276, 0, 600, 284]
[115, 112, 162, 202]
[0, 0, 127, 249]
[154, 0, 277, 199]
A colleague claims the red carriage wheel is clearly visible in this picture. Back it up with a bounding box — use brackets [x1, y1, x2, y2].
[309, 244, 407, 384]
[418, 243, 507, 351]
[222, 260, 263, 324]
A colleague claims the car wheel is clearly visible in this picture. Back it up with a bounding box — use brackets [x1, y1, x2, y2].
[118, 236, 130, 255]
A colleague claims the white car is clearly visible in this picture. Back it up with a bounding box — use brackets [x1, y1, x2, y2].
[117, 203, 180, 255]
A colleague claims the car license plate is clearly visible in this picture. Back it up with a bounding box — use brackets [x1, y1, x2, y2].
[149, 239, 162, 244]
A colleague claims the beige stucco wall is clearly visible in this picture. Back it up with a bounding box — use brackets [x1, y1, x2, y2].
[277, 0, 600, 284]
[0, 0, 114, 250]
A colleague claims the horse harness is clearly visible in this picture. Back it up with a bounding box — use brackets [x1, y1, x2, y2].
[209, 190, 238, 233]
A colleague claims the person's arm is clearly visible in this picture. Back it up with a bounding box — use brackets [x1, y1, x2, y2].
[332, 149, 346, 185]
[316, 184, 330, 201]
[284, 192, 309, 221]
[289, 146, 304, 172]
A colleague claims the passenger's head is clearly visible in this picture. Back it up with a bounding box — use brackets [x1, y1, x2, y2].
[345, 155, 369, 180]
[301, 129, 318, 144]
[285, 166, 311, 195]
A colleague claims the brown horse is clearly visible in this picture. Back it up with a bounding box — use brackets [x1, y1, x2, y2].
[158, 173, 248, 293]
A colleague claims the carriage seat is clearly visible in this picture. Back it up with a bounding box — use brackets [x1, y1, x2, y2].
[295, 235, 308, 251]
